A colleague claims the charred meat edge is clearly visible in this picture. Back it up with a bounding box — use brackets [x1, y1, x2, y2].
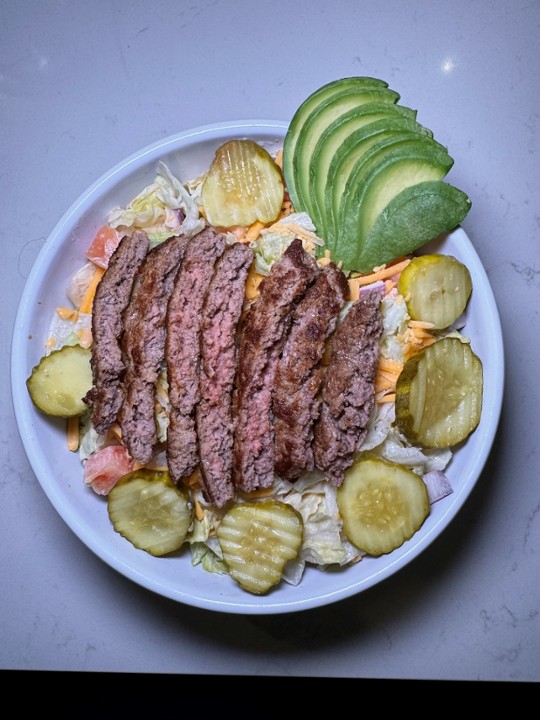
[165, 227, 226, 484]
[195, 242, 254, 507]
[118, 234, 188, 464]
[272, 263, 349, 480]
[312, 289, 384, 487]
[85, 230, 149, 434]
[232, 238, 319, 493]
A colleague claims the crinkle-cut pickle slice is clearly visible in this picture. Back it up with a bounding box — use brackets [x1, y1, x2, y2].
[398, 253, 472, 329]
[26, 344, 93, 418]
[107, 469, 193, 556]
[337, 457, 430, 556]
[217, 499, 303, 595]
[396, 336, 483, 448]
[201, 139, 284, 227]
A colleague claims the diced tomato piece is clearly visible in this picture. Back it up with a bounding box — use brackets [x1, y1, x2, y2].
[85, 226, 121, 269]
[83, 445, 134, 495]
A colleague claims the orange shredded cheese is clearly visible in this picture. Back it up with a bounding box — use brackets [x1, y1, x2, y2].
[375, 356, 403, 395]
[274, 148, 283, 169]
[56, 306, 79, 322]
[375, 371, 399, 393]
[244, 220, 266, 243]
[402, 321, 437, 361]
[110, 423, 123, 442]
[77, 327, 93, 349]
[79, 265, 105, 314]
[378, 357, 403, 373]
[377, 392, 396, 404]
[181, 470, 201, 488]
[194, 498, 205, 522]
[66, 416, 80, 451]
[348, 258, 411, 299]
[245, 265, 264, 300]
[408, 319, 436, 329]
[317, 256, 332, 267]
[410, 326, 434, 340]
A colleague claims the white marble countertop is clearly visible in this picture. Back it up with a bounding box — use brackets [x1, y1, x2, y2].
[2, 0, 538, 682]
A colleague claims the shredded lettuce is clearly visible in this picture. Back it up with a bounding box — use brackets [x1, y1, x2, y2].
[107, 161, 205, 245]
[251, 212, 323, 275]
[46, 312, 92, 354]
[79, 411, 109, 462]
[372, 427, 452, 474]
[67, 262, 96, 308]
[380, 289, 409, 362]
[190, 540, 228, 575]
[274, 474, 361, 570]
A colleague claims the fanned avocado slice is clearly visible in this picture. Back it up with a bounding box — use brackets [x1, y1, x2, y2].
[336, 138, 455, 271]
[282, 76, 391, 209]
[309, 103, 423, 233]
[354, 180, 472, 272]
[322, 123, 435, 249]
[291, 86, 400, 220]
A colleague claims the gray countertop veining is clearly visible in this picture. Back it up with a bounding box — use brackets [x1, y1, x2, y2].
[1, 0, 538, 681]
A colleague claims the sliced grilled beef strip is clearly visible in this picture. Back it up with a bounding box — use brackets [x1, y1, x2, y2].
[166, 227, 226, 484]
[118, 234, 188, 464]
[84, 230, 149, 434]
[272, 262, 349, 480]
[312, 288, 384, 487]
[232, 238, 319, 493]
[195, 242, 254, 507]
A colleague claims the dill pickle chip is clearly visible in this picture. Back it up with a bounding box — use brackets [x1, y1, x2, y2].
[398, 254, 472, 329]
[201, 139, 284, 227]
[395, 336, 483, 448]
[217, 499, 303, 594]
[337, 457, 430, 556]
[108, 469, 193, 556]
[26, 344, 93, 418]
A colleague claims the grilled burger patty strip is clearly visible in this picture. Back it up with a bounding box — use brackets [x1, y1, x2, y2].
[313, 289, 384, 487]
[166, 227, 226, 484]
[233, 238, 319, 492]
[272, 263, 349, 480]
[85, 231, 149, 434]
[196, 242, 254, 507]
[118, 234, 188, 464]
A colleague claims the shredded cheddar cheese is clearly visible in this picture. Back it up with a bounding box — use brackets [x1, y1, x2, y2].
[348, 258, 411, 300]
[244, 220, 266, 243]
[79, 265, 106, 314]
[377, 392, 396, 404]
[56, 307, 79, 322]
[77, 327, 93, 349]
[245, 265, 264, 300]
[66, 416, 80, 451]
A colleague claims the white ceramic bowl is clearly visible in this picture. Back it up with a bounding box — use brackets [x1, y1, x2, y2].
[11, 121, 504, 614]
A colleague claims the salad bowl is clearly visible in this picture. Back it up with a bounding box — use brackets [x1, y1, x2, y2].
[11, 121, 504, 614]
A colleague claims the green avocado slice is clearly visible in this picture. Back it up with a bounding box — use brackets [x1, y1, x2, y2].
[292, 86, 400, 218]
[308, 103, 422, 232]
[283, 76, 390, 209]
[354, 181, 472, 272]
[336, 138, 455, 271]
[320, 123, 435, 247]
